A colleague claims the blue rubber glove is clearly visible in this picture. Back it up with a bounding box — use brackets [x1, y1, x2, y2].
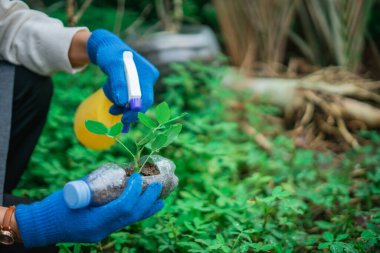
[87, 29, 159, 132]
[15, 173, 164, 248]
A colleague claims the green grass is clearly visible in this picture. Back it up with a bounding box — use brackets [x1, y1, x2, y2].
[14, 60, 380, 252]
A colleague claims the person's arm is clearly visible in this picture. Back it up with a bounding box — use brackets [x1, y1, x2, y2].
[0, 0, 88, 75]
[68, 30, 91, 68]
[0, 206, 21, 242]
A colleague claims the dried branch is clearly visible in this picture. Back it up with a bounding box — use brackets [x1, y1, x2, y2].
[337, 118, 359, 148]
[241, 122, 272, 152]
[123, 4, 153, 36]
[67, 0, 93, 26]
[114, 0, 126, 35]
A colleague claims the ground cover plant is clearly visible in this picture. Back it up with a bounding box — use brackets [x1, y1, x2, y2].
[12, 4, 380, 252]
[13, 59, 380, 252]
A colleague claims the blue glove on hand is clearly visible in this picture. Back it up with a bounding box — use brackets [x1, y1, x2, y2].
[87, 29, 159, 132]
[15, 174, 164, 248]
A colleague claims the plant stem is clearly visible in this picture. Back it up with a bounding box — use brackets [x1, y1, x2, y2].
[114, 137, 136, 160]
[137, 131, 155, 146]
[137, 114, 186, 146]
[139, 151, 154, 173]
[232, 231, 243, 251]
[137, 124, 161, 146]
[263, 206, 269, 231]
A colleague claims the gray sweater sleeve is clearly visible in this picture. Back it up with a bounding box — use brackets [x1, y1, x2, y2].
[0, 0, 88, 76]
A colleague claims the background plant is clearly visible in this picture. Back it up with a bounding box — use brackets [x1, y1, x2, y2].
[11, 59, 379, 252]
[11, 3, 380, 253]
[290, 0, 374, 72]
[213, 0, 298, 75]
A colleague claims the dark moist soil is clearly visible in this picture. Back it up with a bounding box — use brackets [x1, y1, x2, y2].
[126, 162, 160, 176]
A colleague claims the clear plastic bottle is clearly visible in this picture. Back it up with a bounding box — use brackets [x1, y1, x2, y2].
[64, 163, 127, 209]
[63, 155, 178, 209]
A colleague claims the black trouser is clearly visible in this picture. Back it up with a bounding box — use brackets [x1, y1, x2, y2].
[0, 65, 58, 253]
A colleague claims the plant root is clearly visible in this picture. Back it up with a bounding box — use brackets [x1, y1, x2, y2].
[225, 67, 380, 151]
[241, 122, 272, 152]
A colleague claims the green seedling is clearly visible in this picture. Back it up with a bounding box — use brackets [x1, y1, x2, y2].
[84, 102, 186, 172]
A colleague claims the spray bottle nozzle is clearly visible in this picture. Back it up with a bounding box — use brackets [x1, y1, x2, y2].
[123, 51, 142, 111]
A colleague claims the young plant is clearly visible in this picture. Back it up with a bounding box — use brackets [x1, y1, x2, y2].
[84, 102, 186, 172]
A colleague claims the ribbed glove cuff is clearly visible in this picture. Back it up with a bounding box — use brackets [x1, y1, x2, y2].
[15, 194, 63, 248]
[87, 29, 125, 64]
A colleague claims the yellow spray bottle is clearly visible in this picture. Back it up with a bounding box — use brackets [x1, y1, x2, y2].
[74, 51, 142, 150]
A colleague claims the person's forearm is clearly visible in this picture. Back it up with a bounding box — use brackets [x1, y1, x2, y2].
[68, 30, 91, 68]
[0, 206, 22, 243]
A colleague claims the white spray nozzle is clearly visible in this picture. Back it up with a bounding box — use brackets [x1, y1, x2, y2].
[123, 51, 142, 111]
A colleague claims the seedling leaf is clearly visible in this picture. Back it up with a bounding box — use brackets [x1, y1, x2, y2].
[163, 112, 188, 125]
[138, 112, 158, 129]
[108, 122, 123, 137]
[85, 120, 108, 135]
[152, 134, 168, 151]
[164, 124, 182, 147]
[124, 138, 137, 155]
[155, 102, 171, 124]
[139, 132, 157, 146]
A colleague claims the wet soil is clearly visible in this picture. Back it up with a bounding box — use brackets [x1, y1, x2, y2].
[126, 162, 160, 176]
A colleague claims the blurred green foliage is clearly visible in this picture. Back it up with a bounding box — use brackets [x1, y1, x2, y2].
[14, 59, 380, 252]
[39, 0, 219, 32]
[13, 3, 380, 252]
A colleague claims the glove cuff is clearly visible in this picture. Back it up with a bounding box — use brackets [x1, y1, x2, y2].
[87, 29, 125, 64]
[15, 193, 63, 248]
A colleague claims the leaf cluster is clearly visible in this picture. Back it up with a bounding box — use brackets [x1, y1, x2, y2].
[14, 62, 380, 253]
[85, 101, 186, 171]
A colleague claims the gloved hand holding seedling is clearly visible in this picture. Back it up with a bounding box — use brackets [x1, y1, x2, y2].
[63, 102, 186, 209]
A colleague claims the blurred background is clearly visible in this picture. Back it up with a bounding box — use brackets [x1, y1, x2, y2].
[16, 0, 380, 252]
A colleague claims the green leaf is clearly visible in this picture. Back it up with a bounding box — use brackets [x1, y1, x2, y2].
[73, 244, 82, 253]
[124, 138, 137, 155]
[361, 230, 375, 240]
[336, 234, 348, 241]
[261, 244, 273, 251]
[343, 243, 357, 253]
[139, 132, 157, 146]
[85, 120, 108, 135]
[138, 113, 158, 129]
[107, 122, 123, 137]
[216, 234, 225, 243]
[272, 186, 291, 198]
[323, 231, 334, 242]
[316, 221, 333, 229]
[208, 244, 222, 250]
[318, 242, 330, 249]
[221, 246, 231, 253]
[165, 112, 188, 124]
[163, 124, 182, 147]
[330, 242, 344, 253]
[272, 186, 282, 196]
[152, 134, 168, 151]
[155, 102, 171, 124]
